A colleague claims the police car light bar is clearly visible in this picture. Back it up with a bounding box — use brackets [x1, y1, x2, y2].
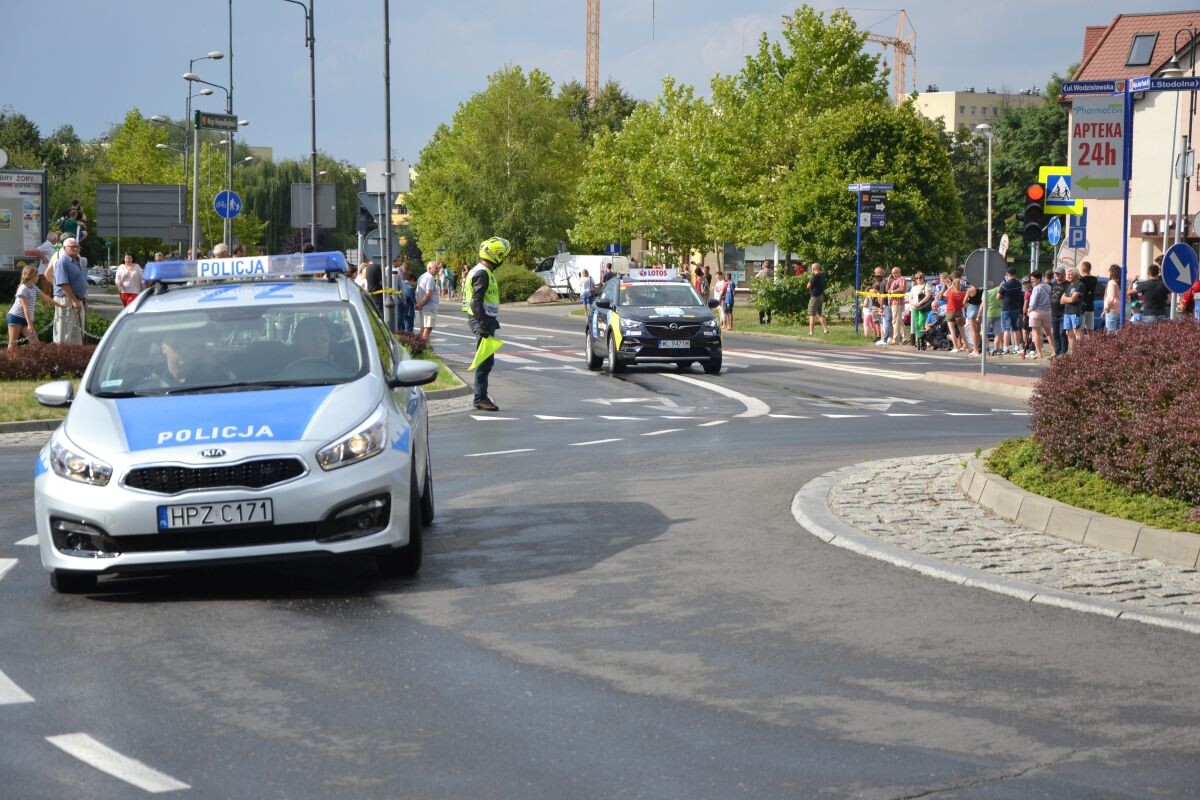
[144, 251, 348, 283]
[627, 268, 678, 281]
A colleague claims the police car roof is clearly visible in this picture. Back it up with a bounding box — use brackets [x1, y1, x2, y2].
[135, 279, 345, 313]
[144, 251, 347, 284]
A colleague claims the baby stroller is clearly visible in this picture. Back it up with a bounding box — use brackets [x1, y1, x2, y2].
[919, 315, 953, 351]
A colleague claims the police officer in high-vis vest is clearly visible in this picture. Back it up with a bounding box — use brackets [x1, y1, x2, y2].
[462, 236, 510, 411]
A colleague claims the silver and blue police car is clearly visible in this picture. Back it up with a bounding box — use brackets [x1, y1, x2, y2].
[33, 252, 439, 593]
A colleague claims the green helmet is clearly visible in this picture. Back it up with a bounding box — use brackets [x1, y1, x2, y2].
[478, 236, 511, 266]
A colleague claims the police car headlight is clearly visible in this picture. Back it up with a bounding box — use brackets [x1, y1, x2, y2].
[49, 435, 112, 486]
[317, 403, 387, 470]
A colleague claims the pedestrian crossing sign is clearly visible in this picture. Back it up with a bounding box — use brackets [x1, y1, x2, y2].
[1038, 166, 1084, 214]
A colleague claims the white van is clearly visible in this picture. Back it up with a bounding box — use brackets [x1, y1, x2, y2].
[535, 253, 631, 297]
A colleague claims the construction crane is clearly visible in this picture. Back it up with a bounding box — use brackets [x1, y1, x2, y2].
[586, 0, 600, 105]
[864, 9, 916, 106]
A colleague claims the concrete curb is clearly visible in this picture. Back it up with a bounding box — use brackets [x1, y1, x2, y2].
[961, 455, 1200, 569]
[0, 419, 61, 434]
[425, 364, 472, 400]
[922, 371, 1035, 401]
[792, 466, 1200, 636]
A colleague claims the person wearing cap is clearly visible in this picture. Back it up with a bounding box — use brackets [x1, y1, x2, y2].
[1049, 266, 1069, 356]
[1024, 271, 1052, 359]
[997, 266, 1024, 355]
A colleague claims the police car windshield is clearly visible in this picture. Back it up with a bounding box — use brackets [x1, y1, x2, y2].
[619, 284, 704, 307]
[88, 304, 368, 396]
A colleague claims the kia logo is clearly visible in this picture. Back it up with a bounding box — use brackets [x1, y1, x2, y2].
[199, 448, 227, 458]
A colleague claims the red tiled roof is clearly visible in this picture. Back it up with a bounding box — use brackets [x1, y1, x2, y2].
[1075, 10, 1200, 81]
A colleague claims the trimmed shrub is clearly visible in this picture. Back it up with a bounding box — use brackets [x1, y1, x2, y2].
[752, 275, 812, 320]
[395, 331, 429, 359]
[494, 264, 548, 303]
[1028, 318, 1200, 506]
[0, 344, 96, 380]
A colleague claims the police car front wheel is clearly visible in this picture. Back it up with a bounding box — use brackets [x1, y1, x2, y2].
[377, 465, 423, 579]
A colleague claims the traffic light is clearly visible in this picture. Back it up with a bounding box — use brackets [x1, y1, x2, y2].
[1020, 182, 1045, 243]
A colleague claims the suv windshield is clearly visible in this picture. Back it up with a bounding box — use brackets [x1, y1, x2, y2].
[619, 284, 704, 307]
[88, 302, 368, 396]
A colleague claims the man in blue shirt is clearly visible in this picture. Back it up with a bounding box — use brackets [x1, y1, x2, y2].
[997, 266, 1024, 355]
[53, 237, 88, 344]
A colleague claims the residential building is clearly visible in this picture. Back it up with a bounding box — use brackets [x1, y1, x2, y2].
[1067, 10, 1200, 278]
[913, 87, 1042, 134]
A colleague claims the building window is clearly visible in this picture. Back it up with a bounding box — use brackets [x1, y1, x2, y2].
[1127, 33, 1157, 66]
[959, 105, 965, 114]
[971, 106, 977, 115]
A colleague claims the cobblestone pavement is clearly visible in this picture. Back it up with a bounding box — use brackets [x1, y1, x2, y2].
[828, 454, 1200, 620]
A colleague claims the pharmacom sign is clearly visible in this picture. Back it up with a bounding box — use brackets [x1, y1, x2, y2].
[1070, 94, 1126, 200]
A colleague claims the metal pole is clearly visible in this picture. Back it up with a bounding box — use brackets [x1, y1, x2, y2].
[981, 133, 992, 376]
[1119, 84, 1133, 328]
[382, 0, 395, 331]
[184, 84, 192, 237]
[1165, 92, 1180, 257]
[226, 0, 234, 247]
[191, 122, 201, 258]
[308, 0, 318, 248]
[854, 192, 862, 335]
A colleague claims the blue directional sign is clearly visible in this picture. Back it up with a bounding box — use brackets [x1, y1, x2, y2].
[214, 190, 243, 220]
[847, 182, 894, 192]
[1129, 76, 1151, 93]
[1163, 242, 1199, 294]
[605, 242, 622, 255]
[1061, 80, 1116, 95]
[1152, 76, 1200, 92]
[1047, 216, 1062, 246]
[1068, 207, 1087, 248]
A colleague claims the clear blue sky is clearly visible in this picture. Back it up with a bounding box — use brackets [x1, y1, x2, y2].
[7, 1, 1195, 166]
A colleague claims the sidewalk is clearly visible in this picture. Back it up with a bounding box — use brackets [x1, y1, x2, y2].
[794, 454, 1200, 635]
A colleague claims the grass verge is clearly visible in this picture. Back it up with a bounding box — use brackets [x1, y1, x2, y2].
[987, 438, 1200, 534]
[0, 380, 70, 423]
[425, 354, 463, 392]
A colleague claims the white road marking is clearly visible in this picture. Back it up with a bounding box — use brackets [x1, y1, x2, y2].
[0, 559, 17, 582]
[0, 669, 34, 705]
[641, 428, 683, 436]
[46, 733, 190, 793]
[437, 330, 477, 340]
[698, 420, 728, 427]
[494, 352, 536, 364]
[464, 449, 536, 458]
[535, 353, 583, 363]
[991, 408, 1025, 412]
[16, 535, 37, 546]
[599, 415, 645, 421]
[659, 373, 770, 418]
[469, 415, 519, 421]
[822, 414, 868, 419]
[885, 413, 927, 417]
[946, 412, 988, 416]
[661, 416, 698, 420]
[516, 365, 581, 371]
[769, 414, 810, 419]
[569, 438, 623, 446]
[534, 415, 581, 420]
[1009, 412, 1030, 416]
[734, 350, 921, 381]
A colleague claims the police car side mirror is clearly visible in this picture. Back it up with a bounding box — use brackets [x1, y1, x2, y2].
[595, 298, 612, 310]
[707, 299, 719, 309]
[389, 359, 439, 388]
[35, 380, 75, 408]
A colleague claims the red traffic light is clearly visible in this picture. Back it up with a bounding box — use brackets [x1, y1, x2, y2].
[1025, 183, 1045, 203]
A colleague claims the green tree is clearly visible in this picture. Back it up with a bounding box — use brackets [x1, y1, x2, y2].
[408, 66, 585, 265]
[773, 101, 964, 282]
[946, 125, 989, 262]
[557, 79, 641, 142]
[106, 108, 175, 185]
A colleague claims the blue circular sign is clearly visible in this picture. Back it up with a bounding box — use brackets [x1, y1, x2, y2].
[214, 190, 242, 220]
[1046, 216, 1062, 246]
[1163, 242, 1199, 294]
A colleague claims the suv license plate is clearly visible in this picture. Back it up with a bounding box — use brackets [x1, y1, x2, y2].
[660, 340, 690, 349]
[157, 499, 274, 530]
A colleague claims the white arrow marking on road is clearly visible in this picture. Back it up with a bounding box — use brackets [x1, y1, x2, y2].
[47, 733, 190, 793]
[464, 449, 536, 458]
[659, 373, 771, 418]
[16, 535, 37, 546]
[734, 350, 921, 381]
[0, 669, 34, 705]
[698, 420, 728, 427]
[569, 438, 624, 446]
[641, 429, 683, 436]
[1168, 250, 1196, 285]
[842, 396, 921, 412]
[534, 415, 581, 420]
[469, 415, 519, 421]
[0, 559, 16, 582]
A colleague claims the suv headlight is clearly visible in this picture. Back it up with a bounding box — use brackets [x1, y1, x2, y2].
[703, 318, 719, 328]
[619, 317, 645, 334]
[49, 435, 113, 486]
[317, 403, 387, 470]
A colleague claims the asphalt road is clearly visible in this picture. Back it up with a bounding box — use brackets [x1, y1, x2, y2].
[2, 305, 1198, 799]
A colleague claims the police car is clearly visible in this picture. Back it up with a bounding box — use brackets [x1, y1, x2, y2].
[584, 268, 722, 374]
[33, 252, 439, 593]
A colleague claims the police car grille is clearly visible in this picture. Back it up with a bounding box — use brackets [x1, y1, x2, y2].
[125, 458, 306, 494]
[645, 323, 701, 337]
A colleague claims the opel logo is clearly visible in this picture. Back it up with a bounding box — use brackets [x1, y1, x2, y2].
[669, 323, 679, 330]
[199, 448, 227, 458]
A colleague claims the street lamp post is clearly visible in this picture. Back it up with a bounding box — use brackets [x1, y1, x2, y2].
[281, 0, 318, 248]
[183, 52, 223, 238]
[976, 123, 993, 376]
[1174, 28, 1199, 249]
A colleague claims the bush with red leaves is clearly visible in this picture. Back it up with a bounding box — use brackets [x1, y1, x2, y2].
[1029, 317, 1200, 506]
[394, 331, 429, 359]
[0, 344, 96, 380]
